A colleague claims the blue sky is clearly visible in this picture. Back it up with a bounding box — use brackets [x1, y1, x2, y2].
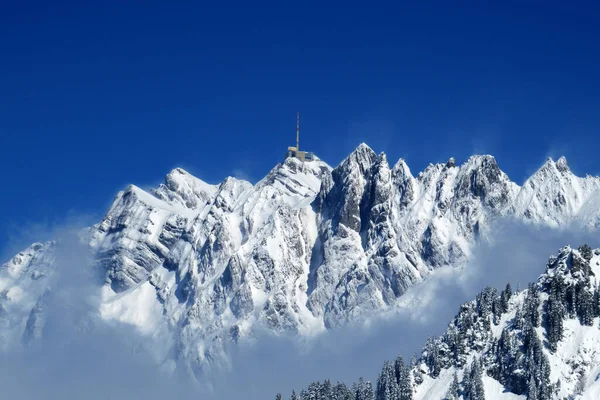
[1, 2, 599, 253]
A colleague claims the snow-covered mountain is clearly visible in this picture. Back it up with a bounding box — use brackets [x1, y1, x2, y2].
[285, 245, 600, 399]
[2, 144, 600, 378]
[411, 244, 600, 400]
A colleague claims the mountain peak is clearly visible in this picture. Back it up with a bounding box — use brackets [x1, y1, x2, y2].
[375, 152, 390, 169]
[535, 156, 571, 177]
[350, 142, 376, 159]
[168, 167, 190, 176]
[355, 142, 373, 152]
[556, 156, 570, 172]
[392, 158, 414, 181]
[465, 154, 498, 167]
[461, 155, 503, 179]
[163, 167, 216, 192]
[152, 167, 218, 210]
[338, 143, 378, 172]
[541, 156, 556, 168]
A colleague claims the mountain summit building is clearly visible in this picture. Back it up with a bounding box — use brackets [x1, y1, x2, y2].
[285, 112, 314, 162]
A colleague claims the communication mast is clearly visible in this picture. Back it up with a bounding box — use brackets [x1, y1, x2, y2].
[296, 112, 300, 151]
[285, 112, 314, 162]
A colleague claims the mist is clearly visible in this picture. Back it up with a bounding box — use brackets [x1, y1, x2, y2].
[0, 219, 596, 399]
[219, 220, 598, 398]
[0, 225, 199, 399]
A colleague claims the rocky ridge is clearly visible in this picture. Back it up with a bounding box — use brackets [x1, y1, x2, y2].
[2, 144, 600, 376]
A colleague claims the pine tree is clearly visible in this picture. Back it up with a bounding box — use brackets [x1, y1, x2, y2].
[470, 358, 485, 400]
[444, 371, 459, 400]
[500, 282, 513, 312]
[593, 285, 600, 318]
[352, 381, 360, 400]
[525, 284, 541, 327]
[576, 283, 594, 326]
[444, 324, 460, 364]
[332, 383, 354, 400]
[538, 358, 552, 400]
[523, 318, 536, 350]
[307, 381, 321, 400]
[395, 356, 412, 400]
[546, 285, 565, 352]
[567, 285, 577, 318]
[394, 356, 404, 384]
[579, 244, 593, 262]
[276, 394, 284, 400]
[364, 381, 375, 400]
[356, 378, 374, 400]
[523, 325, 551, 400]
[462, 364, 473, 399]
[290, 390, 299, 400]
[424, 337, 442, 378]
[492, 298, 501, 325]
[477, 287, 495, 319]
[376, 361, 399, 400]
[353, 379, 362, 400]
[572, 250, 591, 277]
[322, 379, 333, 400]
[495, 329, 510, 384]
[527, 375, 538, 400]
[514, 305, 524, 330]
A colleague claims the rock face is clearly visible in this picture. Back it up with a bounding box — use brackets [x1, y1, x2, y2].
[2, 145, 600, 376]
[0, 242, 55, 349]
[512, 157, 600, 228]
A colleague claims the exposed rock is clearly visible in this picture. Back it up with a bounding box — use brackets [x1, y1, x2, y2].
[3, 147, 600, 378]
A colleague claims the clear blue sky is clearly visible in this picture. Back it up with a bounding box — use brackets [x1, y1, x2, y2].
[1, 2, 599, 252]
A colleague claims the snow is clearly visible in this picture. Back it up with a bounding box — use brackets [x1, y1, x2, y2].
[99, 281, 163, 335]
[130, 184, 198, 220]
[583, 377, 600, 400]
[414, 368, 455, 399]
[407, 246, 600, 399]
[512, 157, 600, 227]
[545, 318, 600, 397]
[589, 253, 600, 277]
[483, 376, 525, 399]
[5, 144, 600, 390]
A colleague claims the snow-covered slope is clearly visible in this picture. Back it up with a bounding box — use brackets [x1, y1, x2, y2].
[288, 245, 600, 399]
[512, 157, 600, 228]
[0, 242, 55, 347]
[406, 245, 600, 399]
[2, 144, 600, 378]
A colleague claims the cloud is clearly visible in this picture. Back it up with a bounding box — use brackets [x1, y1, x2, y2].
[0, 224, 202, 400]
[211, 220, 598, 399]
[0, 212, 97, 265]
[0, 218, 596, 400]
[232, 167, 254, 183]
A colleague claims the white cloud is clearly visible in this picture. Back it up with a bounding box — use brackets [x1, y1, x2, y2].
[0, 218, 596, 400]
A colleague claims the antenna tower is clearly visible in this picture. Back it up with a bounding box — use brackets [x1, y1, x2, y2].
[296, 112, 300, 151]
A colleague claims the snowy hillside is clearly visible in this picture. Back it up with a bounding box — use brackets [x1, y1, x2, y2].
[2, 144, 600, 378]
[411, 244, 600, 400]
[286, 245, 600, 399]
